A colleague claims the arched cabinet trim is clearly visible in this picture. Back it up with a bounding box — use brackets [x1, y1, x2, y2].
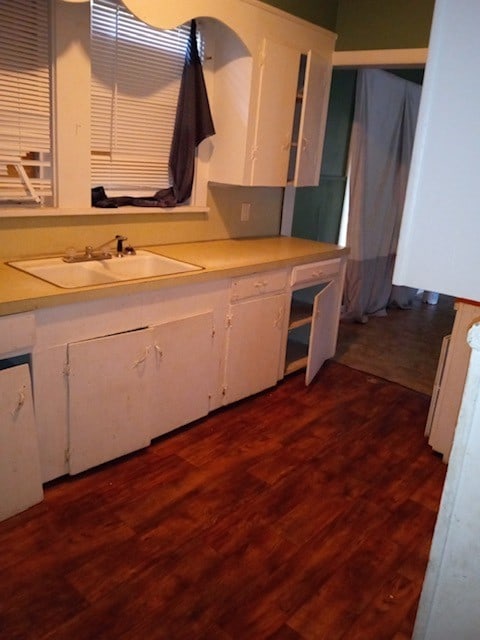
[120, 0, 261, 52]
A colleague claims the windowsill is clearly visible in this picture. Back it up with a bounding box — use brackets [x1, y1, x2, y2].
[0, 205, 209, 219]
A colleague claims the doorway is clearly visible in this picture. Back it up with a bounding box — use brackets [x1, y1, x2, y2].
[290, 66, 455, 396]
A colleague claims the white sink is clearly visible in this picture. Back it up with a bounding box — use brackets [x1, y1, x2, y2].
[9, 250, 203, 288]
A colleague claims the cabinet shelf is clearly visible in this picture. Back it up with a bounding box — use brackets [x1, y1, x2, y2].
[285, 338, 308, 374]
[284, 265, 344, 384]
[289, 299, 313, 329]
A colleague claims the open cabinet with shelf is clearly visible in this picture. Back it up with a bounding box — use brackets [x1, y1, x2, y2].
[284, 258, 346, 384]
[285, 283, 328, 377]
[285, 326, 310, 374]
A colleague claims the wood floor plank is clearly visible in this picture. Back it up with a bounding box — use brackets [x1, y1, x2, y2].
[287, 534, 404, 639]
[340, 572, 419, 640]
[267, 625, 305, 640]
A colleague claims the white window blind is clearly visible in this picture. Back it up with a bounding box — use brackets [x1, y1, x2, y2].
[91, 0, 198, 195]
[0, 0, 52, 204]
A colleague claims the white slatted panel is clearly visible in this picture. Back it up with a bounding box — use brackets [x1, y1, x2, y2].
[0, 0, 51, 202]
[91, 0, 193, 193]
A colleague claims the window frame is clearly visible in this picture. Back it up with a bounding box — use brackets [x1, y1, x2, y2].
[0, 0, 53, 206]
[91, 0, 196, 197]
[0, 0, 212, 217]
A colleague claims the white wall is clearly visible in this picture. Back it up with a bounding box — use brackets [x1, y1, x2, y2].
[393, 0, 480, 302]
[394, 0, 480, 636]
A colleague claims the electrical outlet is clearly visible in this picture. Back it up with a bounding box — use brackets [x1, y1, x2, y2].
[240, 202, 251, 222]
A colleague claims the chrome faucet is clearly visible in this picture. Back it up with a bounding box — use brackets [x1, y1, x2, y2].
[88, 234, 128, 257]
[63, 235, 134, 263]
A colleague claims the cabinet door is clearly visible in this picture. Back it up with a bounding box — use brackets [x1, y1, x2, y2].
[224, 293, 286, 404]
[0, 364, 43, 521]
[428, 302, 480, 461]
[67, 329, 151, 475]
[31, 345, 69, 483]
[306, 280, 338, 384]
[294, 49, 331, 186]
[250, 38, 300, 186]
[149, 311, 214, 439]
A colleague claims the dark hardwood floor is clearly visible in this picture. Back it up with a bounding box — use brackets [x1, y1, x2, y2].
[0, 362, 447, 639]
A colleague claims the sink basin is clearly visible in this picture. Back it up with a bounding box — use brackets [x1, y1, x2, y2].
[9, 250, 203, 288]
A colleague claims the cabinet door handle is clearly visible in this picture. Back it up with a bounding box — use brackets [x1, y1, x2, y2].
[133, 346, 149, 368]
[301, 137, 308, 151]
[11, 388, 26, 417]
[311, 270, 323, 279]
[154, 343, 164, 359]
[254, 280, 267, 289]
[274, 306, 284, 329]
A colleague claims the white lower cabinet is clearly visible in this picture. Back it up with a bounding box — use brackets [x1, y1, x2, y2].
[32, 345, 70, 483]
[8, 254, 346, 484]
[223, 270, 287, 404]
[427, 301, 480, 461]
[0, 363, 43, 521]
[285, 258, 346, 384]
[67, 310, 216, 474]
[149, 311, 214, 439]
[286, 280, 338, 384]
[67, 328, 152, 475]
[223, 293, 286, 404]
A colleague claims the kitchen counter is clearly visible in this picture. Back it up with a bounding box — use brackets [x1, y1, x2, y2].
[0, 236, 348, 316]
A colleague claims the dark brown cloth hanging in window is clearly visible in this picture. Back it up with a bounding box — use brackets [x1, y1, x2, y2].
[93, 19, 215, 208]
[169, 18, 215, 203]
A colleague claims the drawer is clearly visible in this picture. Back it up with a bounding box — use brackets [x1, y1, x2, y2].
[291, 259, 341, 287]
[231, 269, 287, 302]
[0, 312, 36, 357]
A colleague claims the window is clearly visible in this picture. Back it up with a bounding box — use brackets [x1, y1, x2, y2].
[91, 0, 201, 197]
[0, 0, 52, 205]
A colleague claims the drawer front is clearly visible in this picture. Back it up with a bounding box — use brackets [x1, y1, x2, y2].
[0, 312, 36, 357]
[231, 269, 287, 302]
[291, 259, 341, 287]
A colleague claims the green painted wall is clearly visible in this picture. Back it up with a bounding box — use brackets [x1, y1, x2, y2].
[335, 0, 435, 50]
[292, 70, 356, 244]
[262, 0, 434, 50]
[262, 0, 339, 31]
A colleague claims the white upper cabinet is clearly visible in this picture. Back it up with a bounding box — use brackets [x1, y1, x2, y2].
[208, 24, 335, 187]
[292, 49, 332, 187]
[121, 0, 336, 188]
[247, 38, 300, 186]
